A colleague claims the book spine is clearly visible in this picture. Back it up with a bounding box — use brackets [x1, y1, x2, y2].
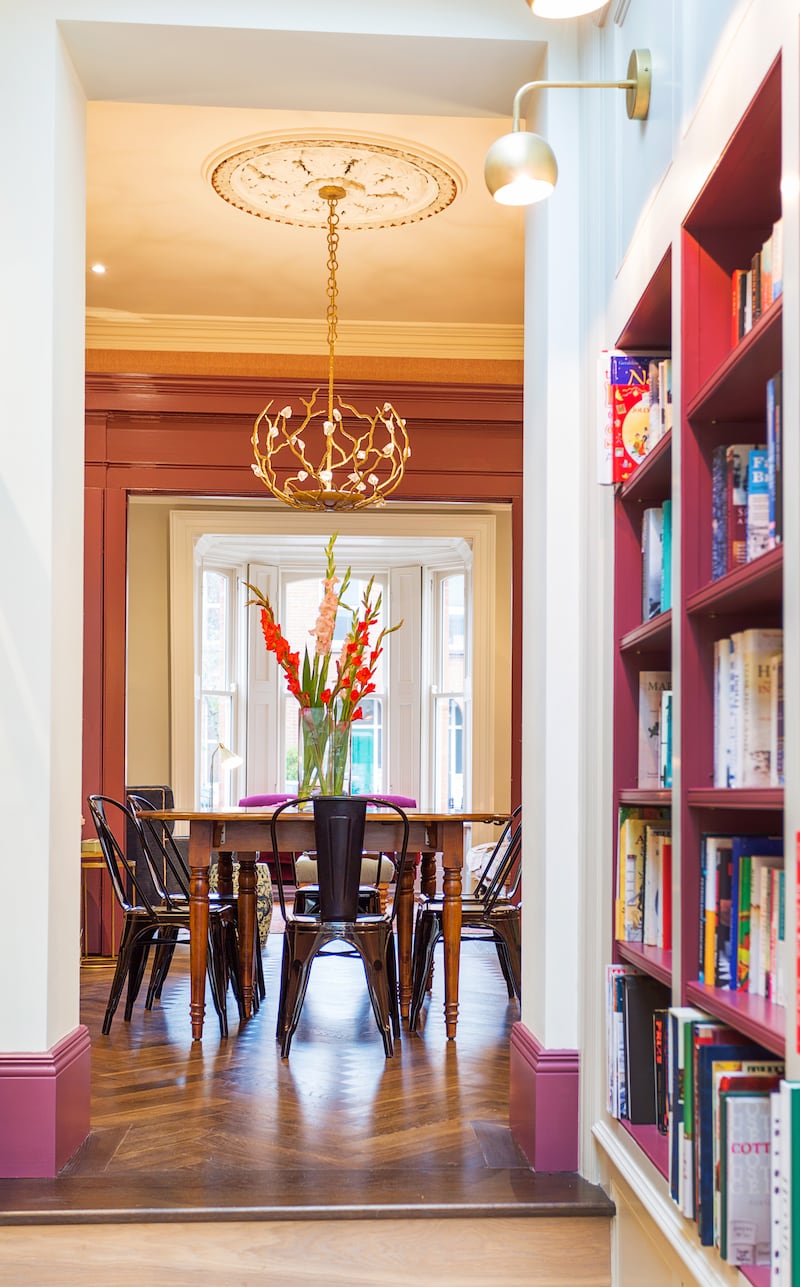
[711, 444, 728, 580]
[746, 448, 770, 562]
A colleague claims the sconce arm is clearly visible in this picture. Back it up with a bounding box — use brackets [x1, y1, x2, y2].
[511, 48, 650, 129]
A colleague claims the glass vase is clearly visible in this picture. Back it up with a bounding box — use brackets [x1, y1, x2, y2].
[298, 706, 351, 798]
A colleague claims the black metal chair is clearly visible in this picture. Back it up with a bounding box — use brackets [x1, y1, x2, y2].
[409, 806, 522, 1032]
[128, 792, 256, 1018]
[87, 794, 238, 1037]
[269, 795, 410, 1057]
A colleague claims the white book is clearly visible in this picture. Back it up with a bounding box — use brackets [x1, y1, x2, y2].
[769, 653, 784, 786]
[751, 856, 783, 997]
[638, 671, 671, 789]
[771, 1090, 783, 1283]
[643, 827, 667, 947]
[714, 638, 731, 788]
[720, 1092, 772, 1264]
[728, 632, 745, 788]
[741, 628, 783, 787]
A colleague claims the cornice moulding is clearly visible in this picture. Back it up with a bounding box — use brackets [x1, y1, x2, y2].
[85, 312, 524, 362]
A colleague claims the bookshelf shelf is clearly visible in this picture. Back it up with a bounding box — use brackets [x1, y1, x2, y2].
[617, 940, 672, 986]
[619, 609, 672, 655]
[686, 297, 782, 424]
[619, 430, 671, 504]
[686, 787, 783, 811]
[619, 1119, 669, 1178]
[685, 981, 785, 1056]
[618, 789, 671, 807]
[685, 545, 783, 618]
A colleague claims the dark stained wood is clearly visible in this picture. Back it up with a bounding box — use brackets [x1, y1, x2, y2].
[0, 937, 613, 1226]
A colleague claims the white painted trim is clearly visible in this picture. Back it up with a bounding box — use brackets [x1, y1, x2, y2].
[86, 312, 524, 361]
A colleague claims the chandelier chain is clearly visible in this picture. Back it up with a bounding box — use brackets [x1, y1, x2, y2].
[325, 196, 340, 422]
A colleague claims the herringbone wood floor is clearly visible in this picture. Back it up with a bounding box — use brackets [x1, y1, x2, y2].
[0, 932, 613, 1285]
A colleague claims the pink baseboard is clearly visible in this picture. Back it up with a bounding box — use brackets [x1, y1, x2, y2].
[509, 1021, 579, 1171]
[0, 1026, 91, 1177]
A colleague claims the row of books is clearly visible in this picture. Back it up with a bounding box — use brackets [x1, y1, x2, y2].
[711, 373, 782, 581]
[615, 807, 672, 949]
[637, 670, 672, 789]
[699, 832, 785, 1001]
[597, 351, 672, 485]
[713, 627, 783, 788]
[606, 978, 786, 1267]
[641, 501, 672, 621]
[731, 216, 783, 343]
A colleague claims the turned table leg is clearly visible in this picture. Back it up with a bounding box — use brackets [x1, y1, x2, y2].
[188, 820, 213, 1041]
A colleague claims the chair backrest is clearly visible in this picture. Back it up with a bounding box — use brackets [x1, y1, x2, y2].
[127, 792, 191, 906]
[88, 794, 160, 914]
[269, 796, 410, 923]
[475, 806, 522, 911]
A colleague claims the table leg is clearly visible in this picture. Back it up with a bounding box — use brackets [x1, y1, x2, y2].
[236, 851, 257, 1019]
[438, 821, 463, 1040]
[216, 851, 234, 899]
[188, 820, 213, 1041]
[420, 850, 437, 898]
[396, 858, 415, 1019]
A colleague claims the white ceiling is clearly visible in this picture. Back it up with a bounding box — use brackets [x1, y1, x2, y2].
[77, 17, 551, 358]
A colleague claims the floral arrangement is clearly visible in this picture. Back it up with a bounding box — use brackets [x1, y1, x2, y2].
[245, 533, 401, 796]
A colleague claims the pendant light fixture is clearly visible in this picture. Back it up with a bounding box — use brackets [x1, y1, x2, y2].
[528, 0, 608, 17]
[251, 185, 410, 511]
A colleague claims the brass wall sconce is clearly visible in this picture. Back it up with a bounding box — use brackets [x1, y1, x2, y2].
[484, 48, 651, 206]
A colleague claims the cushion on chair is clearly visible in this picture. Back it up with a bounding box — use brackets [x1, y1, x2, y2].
[208, 861, 274, 941]
[294, 852, 395, 885]
[239, 793, 294, 807]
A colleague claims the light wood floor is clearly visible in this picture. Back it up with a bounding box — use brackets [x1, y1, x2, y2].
[0, 934, 612, 1285]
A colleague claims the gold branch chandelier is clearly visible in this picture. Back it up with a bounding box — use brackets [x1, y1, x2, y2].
[251, 186, 410, 511]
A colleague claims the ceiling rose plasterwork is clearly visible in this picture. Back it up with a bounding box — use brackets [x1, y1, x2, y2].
[208, 134, 461, 229]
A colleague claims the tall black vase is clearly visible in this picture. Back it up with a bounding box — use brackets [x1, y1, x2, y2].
[312, 795, 367, 921]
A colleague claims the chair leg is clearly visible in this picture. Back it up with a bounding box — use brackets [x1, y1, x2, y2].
[278, 929, 325, 1057]
[356, 931, 394, 1056]
[408, 911, 441, 1031]
[206, 922, 230, 1038]
[145, 930, 179, 1008]
[255, 919, 266, 1000]
[102, 920, 151, 1034]
[123, 939, 153, 1021]
[491, 917, 521, 1001]
[493, 938, 516, 999]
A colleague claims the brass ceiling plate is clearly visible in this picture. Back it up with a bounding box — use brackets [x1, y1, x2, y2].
[209, 134, 461, 229]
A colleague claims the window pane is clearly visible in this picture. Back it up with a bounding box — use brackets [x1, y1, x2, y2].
[350, 697, 383, 795]
[200, 693, 234, 808]
[433, 695, 465, 812]
[439, 574, 465, 691]
[202, 569, 228, 691]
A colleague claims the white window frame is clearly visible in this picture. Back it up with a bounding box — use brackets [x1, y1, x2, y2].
[169, 507, 500, 812]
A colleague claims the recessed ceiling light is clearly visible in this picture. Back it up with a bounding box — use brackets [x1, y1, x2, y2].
[90, 263, 107, 274]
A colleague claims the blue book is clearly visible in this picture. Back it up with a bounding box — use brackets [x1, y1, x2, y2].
[728, 835, 783, 991]
[746, 448, 770, 561]
[711, 444, 727, 580]
[766, 371, 782, 548]
[661, 499, 672, 611]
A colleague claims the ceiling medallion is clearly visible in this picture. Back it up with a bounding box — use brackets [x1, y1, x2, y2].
[209, 134, 460, 229]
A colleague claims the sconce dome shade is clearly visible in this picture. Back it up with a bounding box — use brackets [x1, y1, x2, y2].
[529, 0, 607, 15]
[484, 130, 558, 206]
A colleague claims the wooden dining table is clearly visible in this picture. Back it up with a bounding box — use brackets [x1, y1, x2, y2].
[137, 807, 508, 1042]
